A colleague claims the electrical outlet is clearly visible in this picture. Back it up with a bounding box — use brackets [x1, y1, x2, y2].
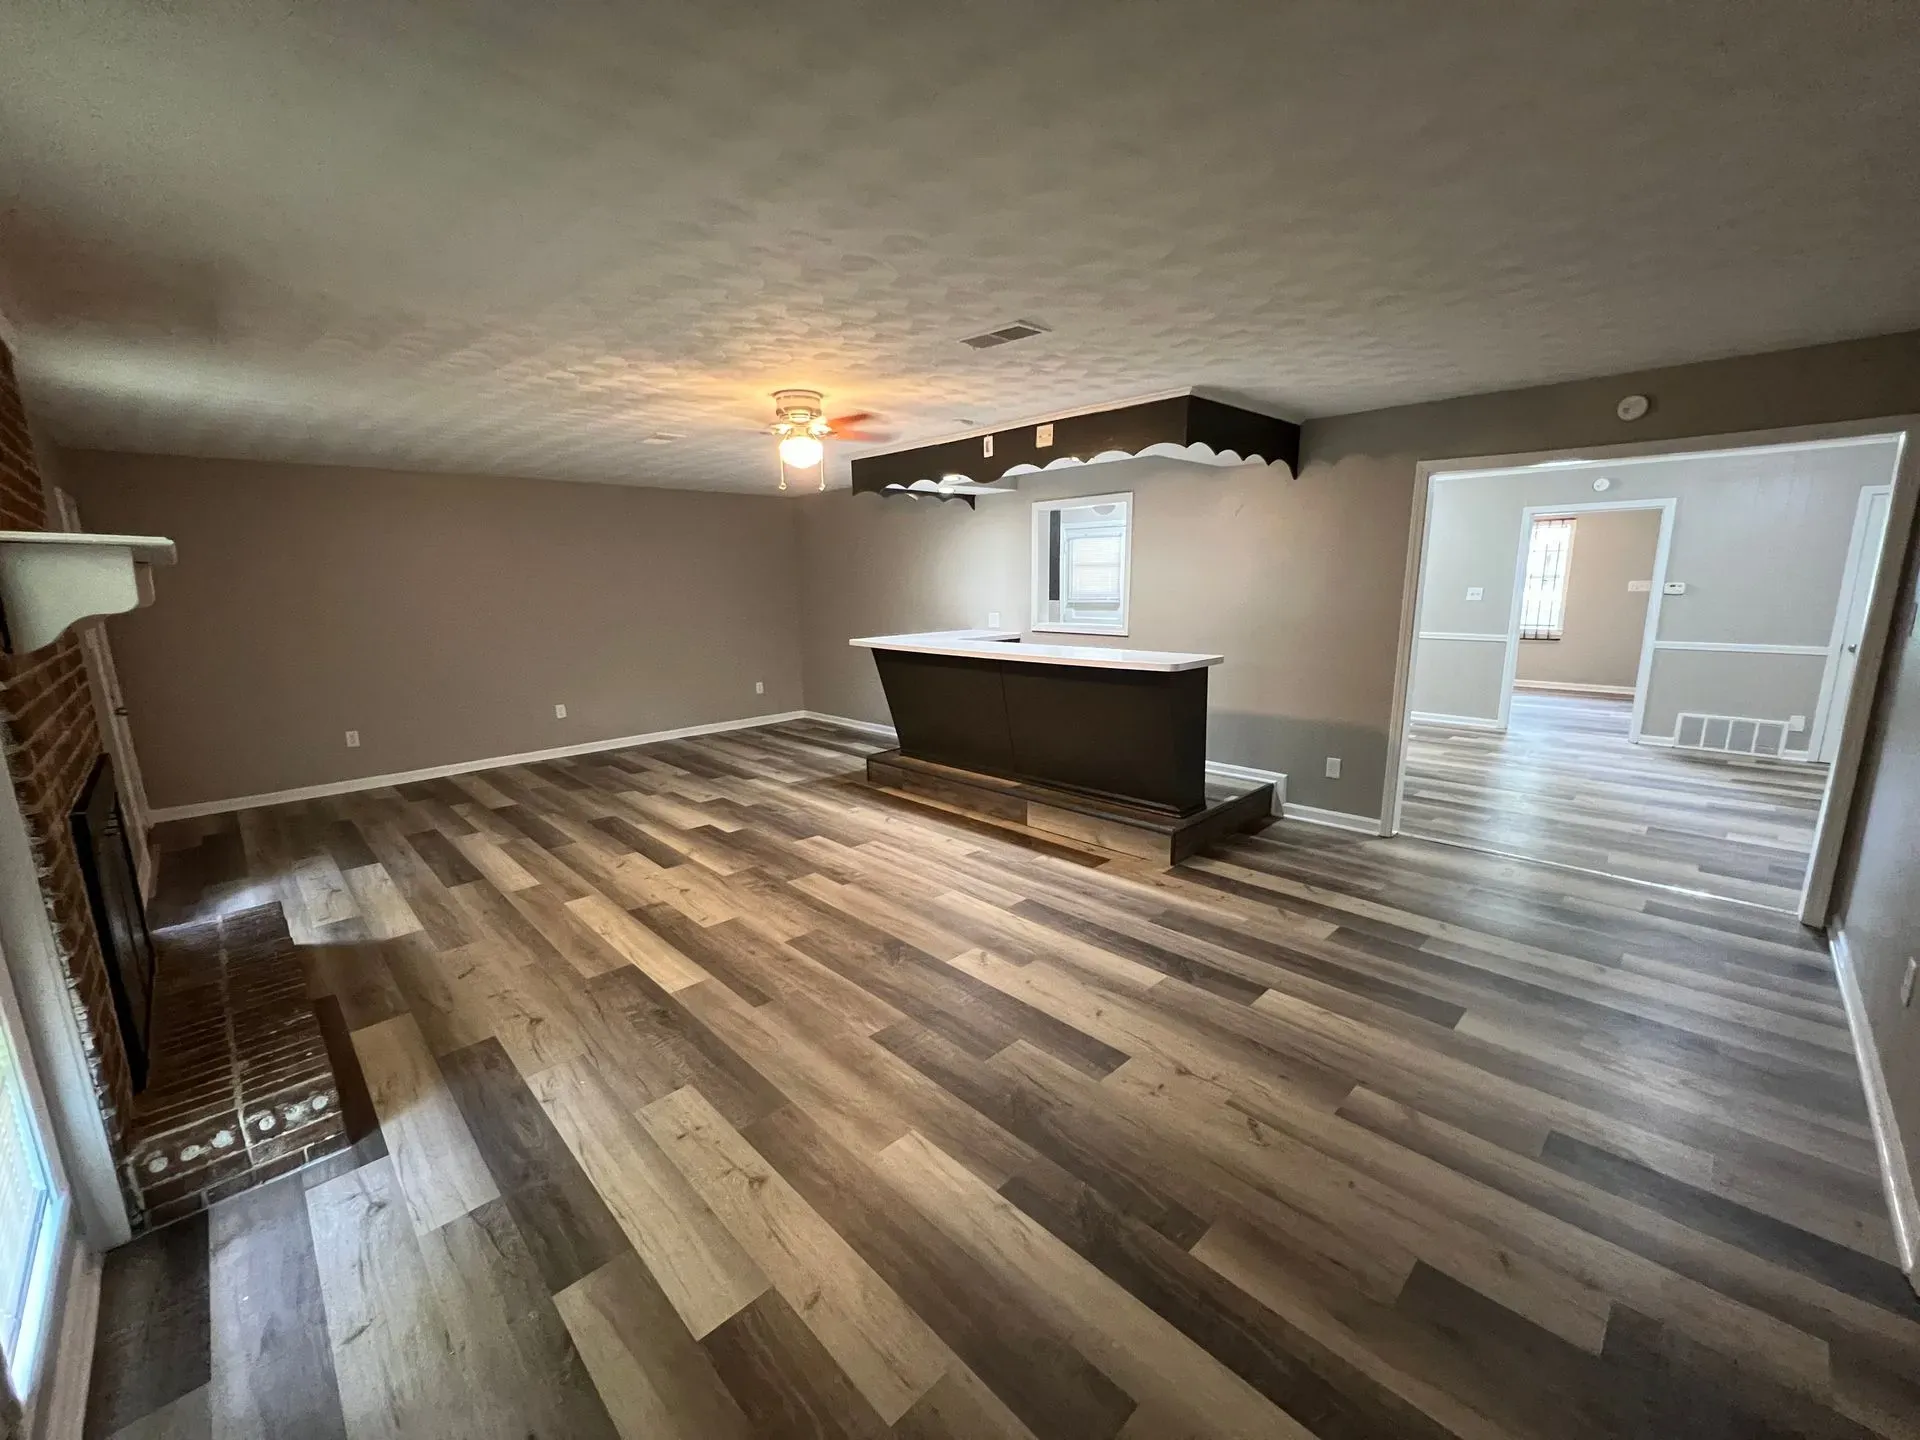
[1324, 757, 1342, 780]
[554, 703, 567, 719]
[987, 612, 1002, 629]
[1035, 422, 1054, 448]
[755, 681, 765, 695]
[344, 730, 360, 749]
[1788, 714, 1806, 732]
[1903, 957, 1917, 1009]
[1663, 580, 1688, 595]
[1465, 586, 1484, 601]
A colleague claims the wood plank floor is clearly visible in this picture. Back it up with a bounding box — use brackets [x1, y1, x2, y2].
[86, 718, 1919, 1439]
[1403, 692, 1830, 910]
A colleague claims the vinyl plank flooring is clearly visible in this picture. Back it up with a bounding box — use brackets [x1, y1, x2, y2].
[111, 718, 1913, 1440]
[1402, 693, 1827, 911]
[639, 1085, 952, 1422]
[529, 1055, 770, 1338]
[207, 1175, 347, 1438]
[351, 1012, 500, 1233]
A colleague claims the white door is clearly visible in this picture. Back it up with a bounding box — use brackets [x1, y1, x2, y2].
[1814, 486, 1893, 763]
[50, 492, 154, 895]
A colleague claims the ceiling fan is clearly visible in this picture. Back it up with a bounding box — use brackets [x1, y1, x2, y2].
[769, 389, 894, 490]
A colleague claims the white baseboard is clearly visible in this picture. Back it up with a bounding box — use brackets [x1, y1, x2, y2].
[1205, 761, 1287, 813]
[27, 1236, 98, 1440]
[1409, 711, 1506, 732]
[148, 711, 810, 822]
[1636, 734, 1675, 747]
[799, 711, 898, 741]
[1512, 680, 1636, 697]
[1830, 927, 1919, 1289]
[1283, 803, 1384, 835]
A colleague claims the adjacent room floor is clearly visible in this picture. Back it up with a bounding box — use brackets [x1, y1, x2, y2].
[1401, 691, 1830, 911]
[84, 720, 1916, 1439]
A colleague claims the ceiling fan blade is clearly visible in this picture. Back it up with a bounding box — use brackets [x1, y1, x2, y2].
[833, 428, 896, 443]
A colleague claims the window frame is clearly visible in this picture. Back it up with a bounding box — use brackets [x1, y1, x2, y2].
[1030, 492, 1134, 637]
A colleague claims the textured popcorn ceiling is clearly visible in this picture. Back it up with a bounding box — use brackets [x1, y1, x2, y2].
[2, 1, 1917, 492]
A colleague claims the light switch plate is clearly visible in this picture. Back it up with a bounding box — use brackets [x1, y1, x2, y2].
[1788, 714, 1806, 732]
[1324, 757, 1342, 779]
[344, 730, 360, 748]
[1036, 422, 1055, 448]
[987, 612, 1001, 628]
[983, 434, 994, 457]
[1465, 586, 1484, 601]
[554, 703, 567, 718]
[1627, 579, 1652, 593]
[1663, 581, 1688, 595]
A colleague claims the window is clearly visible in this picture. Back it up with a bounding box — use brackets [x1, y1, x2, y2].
[1032, 493, 1132, 635]
[0, 955, 65, 1405]
[1520, 516, 1576, 640]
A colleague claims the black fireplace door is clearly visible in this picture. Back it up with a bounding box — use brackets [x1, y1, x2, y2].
[71, 755, 155, 1090]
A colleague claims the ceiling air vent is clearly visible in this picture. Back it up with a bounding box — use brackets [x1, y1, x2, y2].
[960, 319, 1050, 350]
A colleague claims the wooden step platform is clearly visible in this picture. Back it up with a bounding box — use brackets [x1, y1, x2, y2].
[864, 748, 1275, 863]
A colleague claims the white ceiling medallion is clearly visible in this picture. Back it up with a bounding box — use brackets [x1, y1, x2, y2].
[1616, 394, 1651, 422]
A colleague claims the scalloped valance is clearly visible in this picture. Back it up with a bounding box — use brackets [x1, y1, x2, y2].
[849, 392, 1300, 506]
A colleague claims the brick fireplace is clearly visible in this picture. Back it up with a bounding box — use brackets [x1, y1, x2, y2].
[0, 336, 348, 1230]
[0, 339, 136, 1197]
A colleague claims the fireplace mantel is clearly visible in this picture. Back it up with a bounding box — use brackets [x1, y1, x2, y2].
[0, 530, 176, 653]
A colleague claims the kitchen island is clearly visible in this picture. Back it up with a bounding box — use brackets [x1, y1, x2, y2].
[850, 629, 1273, 862]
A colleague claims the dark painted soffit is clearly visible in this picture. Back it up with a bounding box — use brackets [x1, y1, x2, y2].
[849, 393, 1301, 506]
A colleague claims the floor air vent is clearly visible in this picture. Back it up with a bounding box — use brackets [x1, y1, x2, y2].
[1673, 712, 1789, 758]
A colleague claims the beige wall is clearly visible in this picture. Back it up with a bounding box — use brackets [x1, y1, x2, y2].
[798, 456, 1408, 811]
[1409, 435, 1902, 732]
[1514, 508, 1658, 689]
[64, 452, 805, 810]
[1833, 497, 1920, 1275]
[803, 331, 1920, 814]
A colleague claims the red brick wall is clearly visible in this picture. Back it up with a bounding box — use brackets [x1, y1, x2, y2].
[0, 337, 131, 1152]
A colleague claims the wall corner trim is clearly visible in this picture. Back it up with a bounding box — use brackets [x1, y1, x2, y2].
[1281, 803, 1384, 835]
[1830, 925, 1920, 1291]
[146, 711, 812, 822]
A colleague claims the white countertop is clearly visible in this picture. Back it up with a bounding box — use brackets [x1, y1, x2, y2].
[850, 629, 1224, 672]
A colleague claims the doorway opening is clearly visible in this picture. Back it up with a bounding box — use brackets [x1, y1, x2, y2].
[1390, 430, 1906, 915]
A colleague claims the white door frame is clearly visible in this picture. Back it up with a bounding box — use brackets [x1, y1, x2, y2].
[1487, 497, 1676, 741]
[1380, 418, 1916, 926]
[1809, 484, 1894, 764]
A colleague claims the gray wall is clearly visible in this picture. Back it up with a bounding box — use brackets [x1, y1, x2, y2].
[1833, 498, 1920, 1274]
[1409, 436, 1902, 736]
[65, 452, 806, 810]
[1514, 508, 1658, 689]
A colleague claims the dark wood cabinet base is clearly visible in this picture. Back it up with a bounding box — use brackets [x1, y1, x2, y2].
[865, 750, 1275, 864]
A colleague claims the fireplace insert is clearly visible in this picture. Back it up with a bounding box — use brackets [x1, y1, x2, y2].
[70, 754, 155, 1090]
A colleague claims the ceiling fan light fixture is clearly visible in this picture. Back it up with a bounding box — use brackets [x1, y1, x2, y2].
[778, 433, 825, 469]
[770, 387, 832, 491]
